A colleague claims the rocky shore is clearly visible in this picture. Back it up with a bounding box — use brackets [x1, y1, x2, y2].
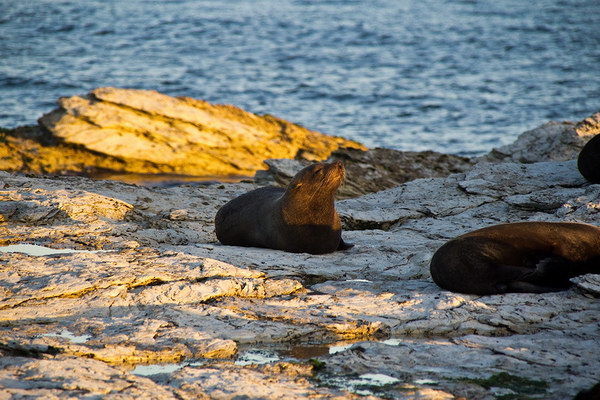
[1, 91, 599, 399]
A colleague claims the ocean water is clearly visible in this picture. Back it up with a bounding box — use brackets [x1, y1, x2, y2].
[1, 0, 599, 156]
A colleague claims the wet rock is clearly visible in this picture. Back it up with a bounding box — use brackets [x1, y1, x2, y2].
[329, 147, 474, 197]
[164, 362, 378, 399]
[323, 335, 596, 400]
[35, 87, 363, 176]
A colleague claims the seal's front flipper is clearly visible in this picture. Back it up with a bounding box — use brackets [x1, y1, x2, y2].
[526, 256, 574, 288]
[338, 238, 354, 251]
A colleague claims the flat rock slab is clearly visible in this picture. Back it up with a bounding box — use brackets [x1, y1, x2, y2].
[0, 248, 302, 364]
[2, 125, 600, 397]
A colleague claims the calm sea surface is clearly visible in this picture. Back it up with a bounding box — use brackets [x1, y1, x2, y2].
[1, 0, 599, 156]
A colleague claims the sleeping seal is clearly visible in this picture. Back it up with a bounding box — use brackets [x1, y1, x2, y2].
[430, 222, 600, 294]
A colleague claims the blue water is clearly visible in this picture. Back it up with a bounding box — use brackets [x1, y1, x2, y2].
[1, 0, 599, 156]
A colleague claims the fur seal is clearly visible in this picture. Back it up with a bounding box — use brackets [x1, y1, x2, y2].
[215, 161, 353, 255]
[577, 134, 600, 183]
[574, 382, 600, 400]
[430, 222, 600, 295]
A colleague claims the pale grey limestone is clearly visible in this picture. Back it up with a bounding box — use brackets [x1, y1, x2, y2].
[1, 118, 600, 399]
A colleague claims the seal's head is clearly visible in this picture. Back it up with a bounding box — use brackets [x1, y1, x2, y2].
[287, 161, 345, 197]
[281, 161, 345, 227]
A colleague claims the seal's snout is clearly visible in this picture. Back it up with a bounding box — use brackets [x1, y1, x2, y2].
[326, 160, 344, 172]
[323, 161, 344, 178]
[332, 160, 345, 172]
[335, 160, 346, 179]
[325, 160, 345, 183]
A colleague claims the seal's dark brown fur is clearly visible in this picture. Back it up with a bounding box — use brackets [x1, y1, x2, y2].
[578, 134, 600, 183]
[215, 161, 353, 254]
[430, 222, 600, 294]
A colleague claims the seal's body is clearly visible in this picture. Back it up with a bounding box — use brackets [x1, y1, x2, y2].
[574, 382, 600, 400]
[215, 161, 353, 255]
[578, 134, 600, 183]
[430, 222, 600, 294]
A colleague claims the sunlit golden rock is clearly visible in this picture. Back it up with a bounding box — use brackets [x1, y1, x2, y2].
[34, 87, 364, 176]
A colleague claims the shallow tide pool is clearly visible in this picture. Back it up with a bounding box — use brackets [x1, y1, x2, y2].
[0, 244, 101, 256]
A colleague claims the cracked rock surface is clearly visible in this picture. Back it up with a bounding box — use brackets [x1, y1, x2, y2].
[1, 116, 600, 399]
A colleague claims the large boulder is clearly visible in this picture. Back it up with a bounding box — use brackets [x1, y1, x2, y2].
[33, 87, 364, 176]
